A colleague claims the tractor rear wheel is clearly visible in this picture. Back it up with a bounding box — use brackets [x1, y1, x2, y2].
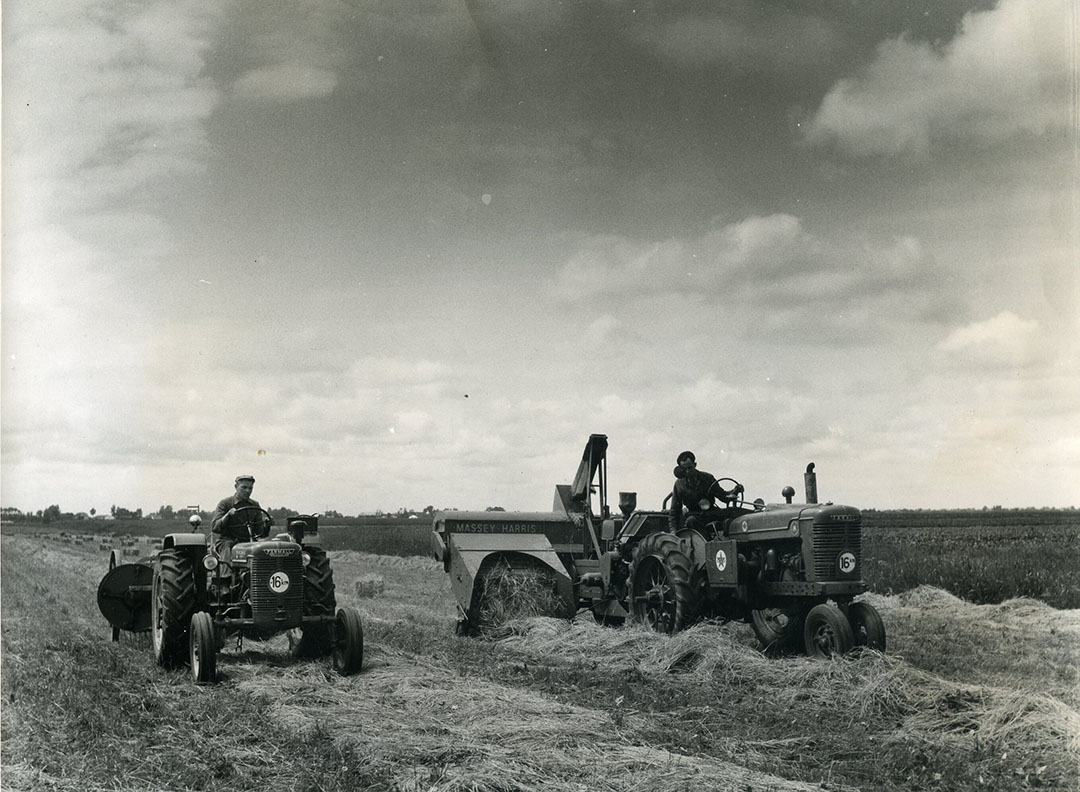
[332, 607, 364, 676]
[630, 533, 695, 633]
[189, 611, 217, 685]
[152, 550, 196, 668]
[846, 601, 886, 652]
[803, 603, 854, 658]
[289, 548, 337, 658]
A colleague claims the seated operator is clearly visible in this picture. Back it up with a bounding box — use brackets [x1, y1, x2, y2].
[668, 450, 743, 533]
[210, 474, 271, 562]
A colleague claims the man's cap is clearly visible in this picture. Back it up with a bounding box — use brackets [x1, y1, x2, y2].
[235, 475, 255, 484]
[676, 450, 696, 464]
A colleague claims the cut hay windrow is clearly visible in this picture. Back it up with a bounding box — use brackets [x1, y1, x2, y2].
[495, 614, 1080, 785]
[240, 659, 830, 792]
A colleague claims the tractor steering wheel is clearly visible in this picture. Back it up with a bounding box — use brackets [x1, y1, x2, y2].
[229, 506, 275, 540]
[713, 478, 745, 506]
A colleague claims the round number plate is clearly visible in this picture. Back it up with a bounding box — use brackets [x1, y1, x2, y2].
[268, 572, 291, 594]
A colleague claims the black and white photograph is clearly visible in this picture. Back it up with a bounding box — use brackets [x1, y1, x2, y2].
[2, 2, 1077, 790]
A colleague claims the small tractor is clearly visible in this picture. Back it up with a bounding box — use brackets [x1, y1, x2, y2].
[432, 434, 885, 657]
[97, 510, 364, 684]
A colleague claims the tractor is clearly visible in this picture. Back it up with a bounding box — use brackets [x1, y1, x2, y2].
[97, 510, 364, 684]
[431, 434, 885, 657]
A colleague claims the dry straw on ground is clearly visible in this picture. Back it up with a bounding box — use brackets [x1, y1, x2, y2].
[244, 658, 831, 792]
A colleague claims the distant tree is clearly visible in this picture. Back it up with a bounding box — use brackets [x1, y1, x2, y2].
[156, 505, 175, 520]
[90, 508, 97, 517]
[43, 504, 62, 523]
[485, 506, 505, 512]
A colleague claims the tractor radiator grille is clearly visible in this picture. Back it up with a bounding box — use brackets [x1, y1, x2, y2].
[250, 555, 304, 615]
[811, 523, 862, 580]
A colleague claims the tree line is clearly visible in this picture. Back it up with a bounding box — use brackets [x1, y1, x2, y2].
[1, 503, 508, 524]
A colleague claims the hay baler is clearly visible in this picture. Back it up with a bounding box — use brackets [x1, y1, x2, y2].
[431, 434, 885, 657]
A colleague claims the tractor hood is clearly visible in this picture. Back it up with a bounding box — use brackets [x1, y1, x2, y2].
[729, 502, 861, 535]
[230, 538, 302, 563]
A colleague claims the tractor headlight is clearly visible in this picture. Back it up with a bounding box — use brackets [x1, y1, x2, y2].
[203, 555, 219, 570]
[698, 498, 711, 510]
[788, 520, 800, 536]
[301, 551, 311, 567]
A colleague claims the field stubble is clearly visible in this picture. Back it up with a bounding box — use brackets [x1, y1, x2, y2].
[2, 525, 1079, 792]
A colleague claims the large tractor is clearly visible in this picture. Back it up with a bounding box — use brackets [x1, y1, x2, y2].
[97, 511, 364, 684]
[431, 434, 885, 657]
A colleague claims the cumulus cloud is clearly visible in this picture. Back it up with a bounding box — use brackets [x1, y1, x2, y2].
[804, 0, 1072, 156]
[552, 214, 937, 311]
[4, 0, 223, 211]
[936, 311, 1042, 367]
[233, 63, 338, 102]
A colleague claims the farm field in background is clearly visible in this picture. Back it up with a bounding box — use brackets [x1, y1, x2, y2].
[12, 508, 1077, 608]
[1, 524, 1078, 792]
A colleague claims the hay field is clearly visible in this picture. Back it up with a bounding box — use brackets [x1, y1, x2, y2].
[2, 534, 1077, 792]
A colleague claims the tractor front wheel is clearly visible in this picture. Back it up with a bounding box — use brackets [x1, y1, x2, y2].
[846, 601, 886, 652]
[630, 533, 695, 633]
[152, 550, 196, 668]
[332, 607, 364, 676]
[189, 612, 217, 685]
[803, 603, 854, 658]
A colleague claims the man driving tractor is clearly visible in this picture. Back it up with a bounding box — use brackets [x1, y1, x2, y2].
[211, 475, 272, 561]
[668, 450, 743, 532]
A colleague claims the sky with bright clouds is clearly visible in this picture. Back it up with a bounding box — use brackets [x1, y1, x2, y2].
[3, 0, 1078, 517]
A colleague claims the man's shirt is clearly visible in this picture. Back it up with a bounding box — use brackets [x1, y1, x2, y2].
[211, 495, 265, 541]
[669, 469, 723, 530]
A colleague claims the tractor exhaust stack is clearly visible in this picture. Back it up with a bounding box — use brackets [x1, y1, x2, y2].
[804, 463, 818, 504]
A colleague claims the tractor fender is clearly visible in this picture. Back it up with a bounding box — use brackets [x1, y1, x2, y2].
[162, 533, 208, 549]
[446, 532, 573, 619]
[162, 532, 208, 551]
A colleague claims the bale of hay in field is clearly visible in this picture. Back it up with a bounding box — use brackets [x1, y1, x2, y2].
[354, 574, 385, 598]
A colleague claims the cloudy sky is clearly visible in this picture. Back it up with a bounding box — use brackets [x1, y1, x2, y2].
[3, 0, 1077, 517]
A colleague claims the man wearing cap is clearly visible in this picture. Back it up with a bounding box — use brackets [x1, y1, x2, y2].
[668, 451, 743, 533]
[211, 475, 271, 560]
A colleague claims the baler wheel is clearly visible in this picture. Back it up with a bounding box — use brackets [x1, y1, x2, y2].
[630, 533, 695, 633]
[151, 550, 196, 669]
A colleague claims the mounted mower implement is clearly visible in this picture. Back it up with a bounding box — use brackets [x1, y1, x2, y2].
[97, 512, 364, 684]
[432, 434, 885, 657]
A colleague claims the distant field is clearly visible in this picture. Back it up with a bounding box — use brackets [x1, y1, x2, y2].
[5, 508, 1078, 608]
[861, 509, 1080, 609]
